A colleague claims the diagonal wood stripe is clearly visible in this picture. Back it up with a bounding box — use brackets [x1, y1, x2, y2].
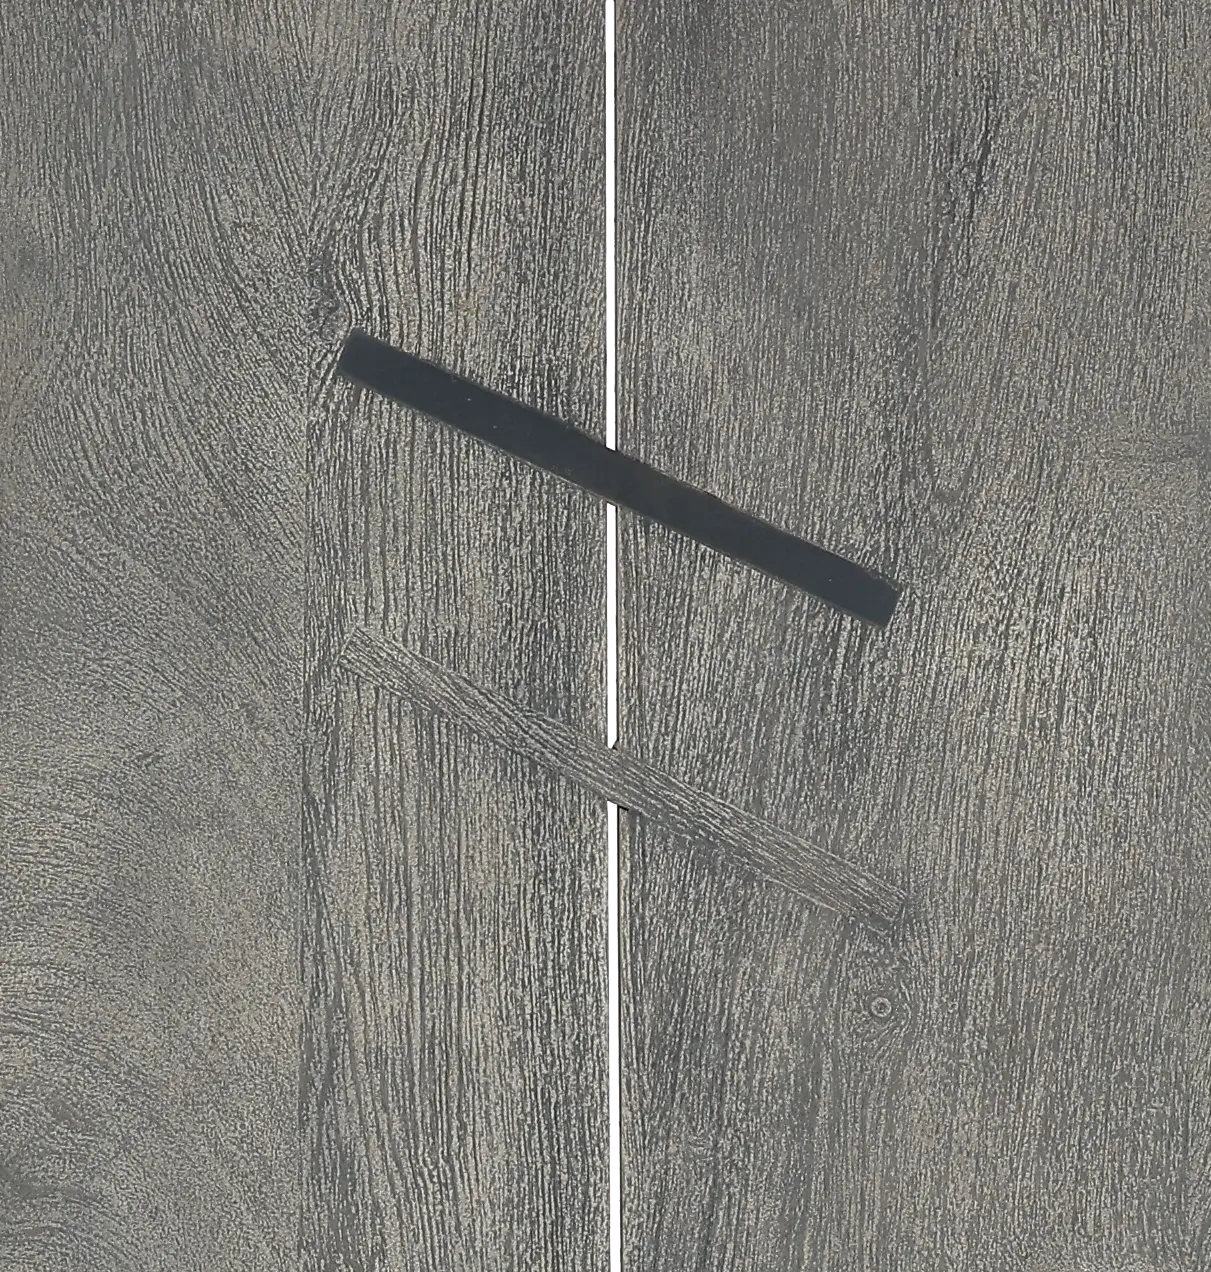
[338, 625, 906, 930]
[335, 330, 901, 627]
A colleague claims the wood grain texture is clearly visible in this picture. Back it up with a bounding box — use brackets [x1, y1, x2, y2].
[340, 624, 904, 924]
[1183, 18, 1211, 1266]
[618, 1, 1210, 1268]
[302, 3, 605, 1269]
[0, 3, 308, 1268]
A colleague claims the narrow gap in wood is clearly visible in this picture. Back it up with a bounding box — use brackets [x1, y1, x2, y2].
[606, 796, 620, 1270]
[606, 490, 619, 744]
[604, 4, 621, 1267]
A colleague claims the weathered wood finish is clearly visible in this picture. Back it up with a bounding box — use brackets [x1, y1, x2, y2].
[0, 4, 309, 1268]
[2, 2, 604, 1268]
[7, 0, 1207, 1266]
[303, 3, 605, 1269]
[618, 2, 1209, 1268]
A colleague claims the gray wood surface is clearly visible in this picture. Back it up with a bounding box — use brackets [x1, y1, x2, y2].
[618, 3, 1210, 1269]
[2, 3, 604, 1269]
[302, 4, 606, 1269]
[0, 4, 308, 1268]
[7, 1, 1208, 1268]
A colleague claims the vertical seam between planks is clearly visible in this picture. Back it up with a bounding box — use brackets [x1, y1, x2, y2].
[600, 2, 620, 1272]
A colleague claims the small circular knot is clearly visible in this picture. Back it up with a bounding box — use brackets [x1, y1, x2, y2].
[868, 994, 893, 1021]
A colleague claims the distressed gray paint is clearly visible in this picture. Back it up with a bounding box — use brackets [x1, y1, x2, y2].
[618, 2, 1210, 1270]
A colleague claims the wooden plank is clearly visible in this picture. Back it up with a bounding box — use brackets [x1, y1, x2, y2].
[1173, 24, 1211, 1270]
[302, 3, 605, 1267]
[618, 1, 1206, 1267]
[0, 4, 308, 1268]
